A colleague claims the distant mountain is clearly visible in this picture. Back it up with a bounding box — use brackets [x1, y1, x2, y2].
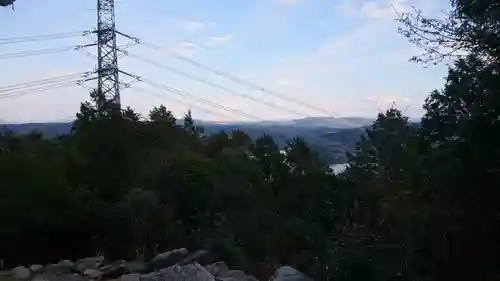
[1, 122, 73, 138]
[256, 117, 373, 128]
[0, 117, 375, 164]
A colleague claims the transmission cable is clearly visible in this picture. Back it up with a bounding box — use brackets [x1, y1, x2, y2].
[135, 85, 234, 120]
[0, 73, 86, 92]
[132, 76, 347, 152]
[126, 51, 309, 117]
[0, 31, 87, 45]
[132, 75, 261, 121]
[136, 39, 349, 120]
[0, 45, 81, 60]
[0, 81, 80, 100]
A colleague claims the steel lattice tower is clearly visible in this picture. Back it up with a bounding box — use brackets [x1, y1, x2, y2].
[96, 0, 120, 114]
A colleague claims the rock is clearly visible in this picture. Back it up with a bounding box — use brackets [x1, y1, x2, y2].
[44, 263, 71, 275]
[29, 265, 44, 273]
[141, 263, 214, 281]
[221, 270, 247, 279]
[120, 273, 140, 281]
[52, 274, 87, 281]
[122, 261, 146, 273]
[83, 269, 102, 279]
[75, 257, 104, 273]
[149, 248, 190, 270]
[270, 266, 313, 281]
[217, 269, 258, 281]
[58, 260, 75, 268]
[12, 266, 31, 279]
[32, 274, 48, 281]
[179, 250, 216, 266]
[204, 261, 229, 277]
[100, 261, 127, 279]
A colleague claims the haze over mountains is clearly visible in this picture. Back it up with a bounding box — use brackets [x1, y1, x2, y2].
[1, 117, 375, 164]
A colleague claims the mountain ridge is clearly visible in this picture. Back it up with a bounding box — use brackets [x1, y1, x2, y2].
[0, 117, 374, 164]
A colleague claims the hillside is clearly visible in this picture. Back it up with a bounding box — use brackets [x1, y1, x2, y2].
[1, 117, 371, 164]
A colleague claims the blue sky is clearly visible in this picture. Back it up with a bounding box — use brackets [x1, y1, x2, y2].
[0, 0, 450, 122]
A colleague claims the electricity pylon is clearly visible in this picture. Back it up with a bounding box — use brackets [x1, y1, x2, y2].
[95, 0, 121, 115]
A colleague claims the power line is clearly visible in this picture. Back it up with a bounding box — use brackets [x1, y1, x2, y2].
[126, 51, 309, 117]
[136, 39, 347, 119]
[132, 76, 345, 153]
[136, 85, 234, 120]
[133, 75, 261, 121]
[0, 73, 86, 92]
[0, 81, 79, 100]
[0, 31, 88, 45]
[0, 45, 85, 60]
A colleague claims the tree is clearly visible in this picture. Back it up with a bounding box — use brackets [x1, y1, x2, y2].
[341, 108, 422, 280]
[397, 0, 500, 64]
[417, 54, 500, 280]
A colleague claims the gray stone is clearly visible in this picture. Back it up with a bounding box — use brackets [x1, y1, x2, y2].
[32, 274, 48, 281]
[123, 261, 146, 273]
[270, 266, 313, 281]
[12, 266, 31, 279]
[57, 260, 75, 268]
[218, 269, 257, 281]
[100, 261, 127, 278]
[75, 256, 104, 273]
[44, 264, 71, 275]
[179, 250, 216, 266]
[141, 263, 214, 281]
[149, 248, 189, 270]
[52, 273, 87, 281]
[120, 273, 140, 281]
[83, 269, 102, 279]
[204, 261, 229, 277]
[29, 265, 44, 273]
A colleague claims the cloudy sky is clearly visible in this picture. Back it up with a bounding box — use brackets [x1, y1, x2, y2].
[0, 0, 450, 123]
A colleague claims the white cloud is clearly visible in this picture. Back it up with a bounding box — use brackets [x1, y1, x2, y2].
[207, 34, 233, 46]
[231, 9, 448, 119]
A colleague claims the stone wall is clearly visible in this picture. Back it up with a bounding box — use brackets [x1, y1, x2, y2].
[0, 249, 313, 281]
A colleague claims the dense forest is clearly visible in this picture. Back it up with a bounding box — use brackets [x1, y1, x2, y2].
[2, 0, 500, 280]
[2, 119, 369, 165]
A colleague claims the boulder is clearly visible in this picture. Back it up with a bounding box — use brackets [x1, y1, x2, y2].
[120, 273, 140, 281]
[217, 269, 258, 281]
[100, 261, 127, 279]
[148, 248, 189, 270]
[204, 261, 229, 277]
[83, 269, 102, 279]
[32, 274, 49, 281]
[270, 266, 313, 281]
[179, 250, 216, 266]
[29, 265, 44, 273]
[75, 257, 104, 273]
[44, 263, 72, 275]
[141, 263, 214, 281]
[122, 261, 146, 273]
[58, 260, 75, 269]
[12, 266, 31, 279]
[52, 274, 87, 281]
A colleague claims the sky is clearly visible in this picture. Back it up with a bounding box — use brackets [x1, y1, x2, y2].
[0, 0, 451, 123]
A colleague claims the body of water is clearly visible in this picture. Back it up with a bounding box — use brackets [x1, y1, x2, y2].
[329, 163, 348, 174]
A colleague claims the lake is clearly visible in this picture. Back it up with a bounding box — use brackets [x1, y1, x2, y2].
[329, 163, 348, 174]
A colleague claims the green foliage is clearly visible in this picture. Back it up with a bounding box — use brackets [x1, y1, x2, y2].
[2, 1, 500, 280]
